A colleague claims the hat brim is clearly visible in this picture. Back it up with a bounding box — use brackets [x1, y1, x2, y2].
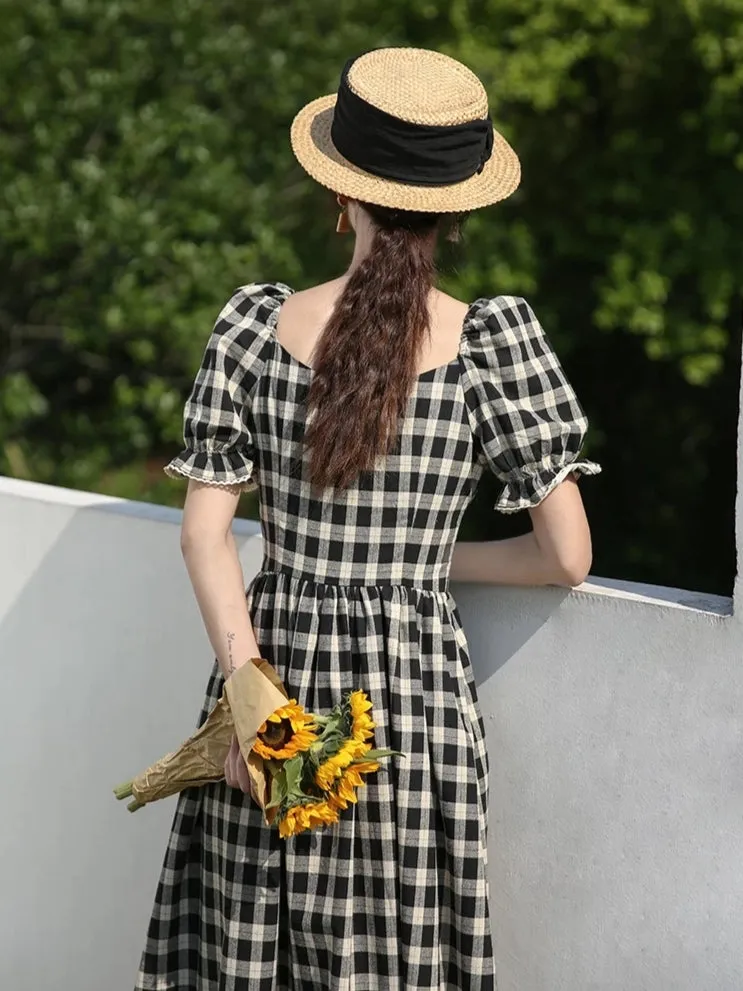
[290, 94, 521, 214]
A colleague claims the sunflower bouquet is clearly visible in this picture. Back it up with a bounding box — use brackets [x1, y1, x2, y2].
[114, 657, 402, 839]
[254, 690, 401, 838]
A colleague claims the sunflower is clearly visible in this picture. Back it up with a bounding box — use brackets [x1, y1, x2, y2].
[278, 799, 340, 838]
[259, 698, 316, 734]
[314, 736, 371, 791]
[327, 759, 382, 811]
[252, 700, 318, 760]
[327, 770, 360, 811]
[348, 690, 376, 744]
[349, 758, 381, 775]
[312, 691, 377, 791]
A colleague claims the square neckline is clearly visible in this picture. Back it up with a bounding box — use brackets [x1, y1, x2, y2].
[266, 284, 480, 383]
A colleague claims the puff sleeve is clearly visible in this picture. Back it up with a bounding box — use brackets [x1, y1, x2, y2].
[460, 295, 601, 513]
[164, 284, 283, 489]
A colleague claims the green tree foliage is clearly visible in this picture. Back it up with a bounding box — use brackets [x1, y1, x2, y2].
[1, 0, 741, 593]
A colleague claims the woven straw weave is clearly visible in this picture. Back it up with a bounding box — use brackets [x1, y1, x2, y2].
[347, 48, 489, 126]
[291, 47, 521, 213]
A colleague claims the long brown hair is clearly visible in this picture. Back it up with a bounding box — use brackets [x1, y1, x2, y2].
[303, 201, 443, 490]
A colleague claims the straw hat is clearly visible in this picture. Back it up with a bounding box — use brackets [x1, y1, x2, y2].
[290, 47, 520, 214]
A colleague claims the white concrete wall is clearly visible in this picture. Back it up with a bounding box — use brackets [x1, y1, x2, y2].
[0, 469, 741, 991]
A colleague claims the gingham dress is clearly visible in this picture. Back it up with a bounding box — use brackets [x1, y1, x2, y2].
[136, 282, 600, 991]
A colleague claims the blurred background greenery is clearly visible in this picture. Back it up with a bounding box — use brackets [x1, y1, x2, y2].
[1, 0, 741, 594]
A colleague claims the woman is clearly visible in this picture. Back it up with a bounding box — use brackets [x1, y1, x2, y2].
[136, 47, 600, 990]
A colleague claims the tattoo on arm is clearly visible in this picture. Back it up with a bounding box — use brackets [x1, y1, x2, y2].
[227, 631, 236, 673]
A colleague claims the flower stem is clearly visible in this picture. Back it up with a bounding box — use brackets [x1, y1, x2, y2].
[352, 748, 405, 761]
[113, 780, 134, 801]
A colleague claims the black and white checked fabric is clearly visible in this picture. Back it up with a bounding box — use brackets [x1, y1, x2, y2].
[138, 284, 599, 991]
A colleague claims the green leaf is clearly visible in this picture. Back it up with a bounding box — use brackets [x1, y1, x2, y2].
[266, 769, 287, 810]
[283, 755, 304, 798]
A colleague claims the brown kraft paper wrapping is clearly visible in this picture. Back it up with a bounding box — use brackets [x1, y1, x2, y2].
[225, 657, 289, 824]
[124, 658, 289, 824]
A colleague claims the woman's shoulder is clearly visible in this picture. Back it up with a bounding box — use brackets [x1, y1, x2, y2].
[218, 281, 294, 321]
[273, 279, 343, 317]
[461, 293, 546, 359]
[194, 283, 293, 378]
[205, 281, 294, 346]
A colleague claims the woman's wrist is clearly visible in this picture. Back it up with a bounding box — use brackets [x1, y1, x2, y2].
[220, 633, 261, 679]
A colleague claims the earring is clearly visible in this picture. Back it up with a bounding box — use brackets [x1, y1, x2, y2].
[335, 195, 351, 234]
[335, 207, 351, 234]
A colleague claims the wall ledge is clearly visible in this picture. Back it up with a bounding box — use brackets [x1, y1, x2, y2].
[0, 475, 261, 536]
[579, 576, 732, 617]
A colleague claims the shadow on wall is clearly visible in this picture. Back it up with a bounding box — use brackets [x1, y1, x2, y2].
[461, 582, 573, 680]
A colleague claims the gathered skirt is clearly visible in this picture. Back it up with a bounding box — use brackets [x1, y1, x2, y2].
[135, 570, 494, 990]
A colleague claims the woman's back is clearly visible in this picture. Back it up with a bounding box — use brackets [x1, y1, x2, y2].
[275, 280, 470, 376]
[165, 281, 595, 590]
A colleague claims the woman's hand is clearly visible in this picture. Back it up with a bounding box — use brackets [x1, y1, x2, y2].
[224, 734, 254, 797]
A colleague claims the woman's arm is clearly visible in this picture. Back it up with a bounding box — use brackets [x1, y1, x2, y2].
[450, 475, 592, 588]
[180, 480, 261, 681]
[180, 479, 259, 795]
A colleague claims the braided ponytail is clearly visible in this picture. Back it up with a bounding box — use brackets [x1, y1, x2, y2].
[304, 203, 440, 489]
